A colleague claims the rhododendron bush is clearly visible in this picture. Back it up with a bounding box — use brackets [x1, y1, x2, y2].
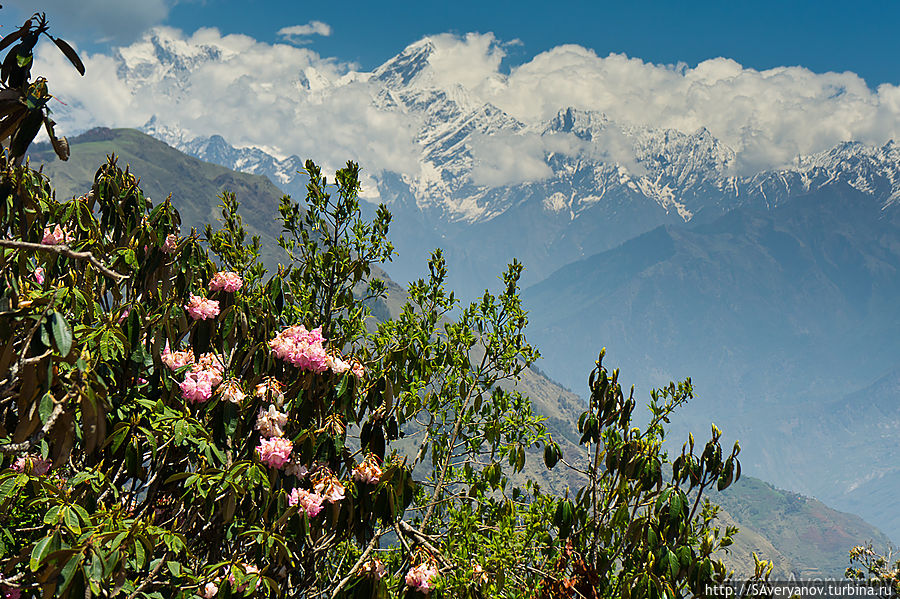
[0, 154, 558, 598]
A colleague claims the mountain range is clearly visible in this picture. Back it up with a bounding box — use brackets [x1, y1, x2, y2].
[125, 34, 900, 543]
[26, 127, 894, 576]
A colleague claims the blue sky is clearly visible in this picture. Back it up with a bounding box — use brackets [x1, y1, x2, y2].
[4, 0, 899, 86]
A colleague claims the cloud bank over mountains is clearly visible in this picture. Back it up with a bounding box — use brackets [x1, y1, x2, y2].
[37, 27, 900, 183]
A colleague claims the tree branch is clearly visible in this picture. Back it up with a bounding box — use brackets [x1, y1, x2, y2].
[0, 238, 127, 280]
[329, 529, 384, 599]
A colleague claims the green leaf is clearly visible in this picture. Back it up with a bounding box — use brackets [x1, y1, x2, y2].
[664, 549, 679, 579]
[43, 505, 61, 525]
[167, 560, 182, 577]
[0, 474, 22, 501]
[335, 374, 348, 398]
[49, 311, 73, 357]
[30, 534, 54, 571]
[64, 507, 81, 534]
[669, 491, 685, 525]
[38, 392, 54, 424]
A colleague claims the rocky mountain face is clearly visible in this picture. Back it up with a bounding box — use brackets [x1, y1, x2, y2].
[141, 38, 900, 298]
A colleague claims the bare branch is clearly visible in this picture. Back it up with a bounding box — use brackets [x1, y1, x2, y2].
[329, 529, 384, 599]
[0, 238, 127, 280]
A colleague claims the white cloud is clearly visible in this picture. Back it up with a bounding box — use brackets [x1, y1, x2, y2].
[6, 0, 170, 44]
[488, 46, 900, 174]
[37, 27, 421, 179]
[277, 21, 332, 44]
[469, 129, 646, 187]
[30, 27, 900, 188]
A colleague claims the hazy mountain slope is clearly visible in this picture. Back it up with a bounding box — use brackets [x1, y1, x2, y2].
[368, 255, 892, 579]
[523, 182, 900, 541]
[710, 477, 893, 578]
[29, 128, 288, 267]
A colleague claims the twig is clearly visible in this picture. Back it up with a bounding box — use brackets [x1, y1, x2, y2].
[398, 521, 452, 569]
[0, 238, 126, 280]
[329, 529, 384, 599]
[125, 553, 167, 599]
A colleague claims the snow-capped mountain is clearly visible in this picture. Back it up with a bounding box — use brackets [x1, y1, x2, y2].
[137, 36, 900, 294]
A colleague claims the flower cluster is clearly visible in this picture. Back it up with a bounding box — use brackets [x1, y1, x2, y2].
[312, 470, 346, 503]
[162, 344, 225, 404]
[34, 267, 44, 284]
[185, 293, 220, 321]
[161, 342, 194, 371]
[269, 325, 328, 372]
[202, 582, 218, 599]
[288, 487, 324, 518]
[11, 454, 52, 476]
[360, 559, 386, 580]
[41, 224, 72, 245]
[210, 271, 243, 293]
[256, 437, 293, 469]
[405, 562, 440, 594]
[352, 453, 383, 485]
[256, 405, 288, 438]
[162, 233, 178, 254]
[218, 379, 246, 404]
[269, 324, 365, 379]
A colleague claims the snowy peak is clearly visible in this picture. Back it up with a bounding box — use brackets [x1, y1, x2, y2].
[373, 39, 437, 89]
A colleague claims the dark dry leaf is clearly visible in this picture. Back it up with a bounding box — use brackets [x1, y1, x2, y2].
[0, 28, 25, 53]
[0, 107, 27, 143]
[52, 37, 85, 76]
[45, 119, 69, 161]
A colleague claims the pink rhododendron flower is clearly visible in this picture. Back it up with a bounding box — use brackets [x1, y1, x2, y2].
[256, 437, 293, 469]
[361, 559, 386, 579]
[180, 371, 214, 403]
[118, 306, 131, 323]
[162, 234, 178, 254]
[34, 267, 44, 284]
[350, 360, 364, 379]
[256, 405, 288, 438]
[41, 224, 71, 245]
[202, 582, 218, 598]
[185, 294, 220, 320]
[353, 454, 383, 485]
[219, 380, 245, 404]
[269, 325, 329, 372]
[194, 353, 225, 387]
[210, 271, 243, 293]
[162, 342, 195, 371]
[313, 472, 346, 503]
[2, 585, 21, 599]
[405, 563, 439, 594]
[325, 352, 351, 375]
[12, 454, 52, 476]
[288, 487, 325, 518]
